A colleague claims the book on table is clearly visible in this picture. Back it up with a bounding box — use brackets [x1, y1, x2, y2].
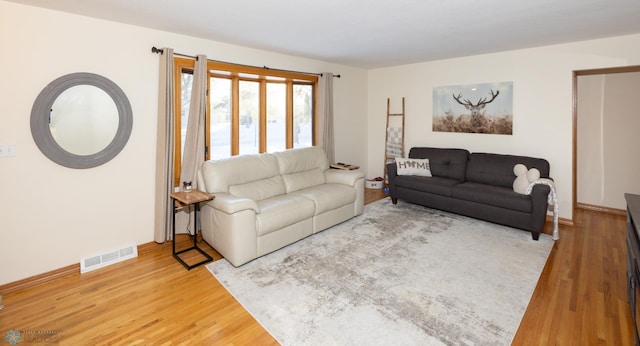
[330, 163, 359, 170]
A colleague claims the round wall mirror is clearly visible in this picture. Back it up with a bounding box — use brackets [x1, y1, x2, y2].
[30, 72, 133, 169]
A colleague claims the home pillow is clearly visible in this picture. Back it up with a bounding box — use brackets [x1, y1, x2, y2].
[396, 158, 432, 177]
[513, 163, 540, 194]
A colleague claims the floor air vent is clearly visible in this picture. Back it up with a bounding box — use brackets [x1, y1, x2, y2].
[80, 244, 138, 273]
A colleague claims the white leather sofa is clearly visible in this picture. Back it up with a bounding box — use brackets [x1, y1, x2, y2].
[198, 146, 365, 266]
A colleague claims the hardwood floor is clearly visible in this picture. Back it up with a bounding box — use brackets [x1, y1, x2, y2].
[513, 206, 634, 345]
[0, 189, 633, 345]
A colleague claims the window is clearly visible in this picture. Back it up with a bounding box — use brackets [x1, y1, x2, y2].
[173, 58, 317, 185]
[238, 80, 259, 155]
[266, 82, 286, 152]
[209, 77, 231, 160]
[293, 84, 313, 148]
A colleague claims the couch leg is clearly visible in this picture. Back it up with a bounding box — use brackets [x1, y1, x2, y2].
[531, 232, 540, 241]
[391, 197, 398, 204]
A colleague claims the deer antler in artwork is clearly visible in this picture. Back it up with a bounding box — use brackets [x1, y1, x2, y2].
[452, 89, 500, 116]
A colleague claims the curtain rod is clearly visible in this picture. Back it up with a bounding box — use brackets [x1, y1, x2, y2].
[151, 47, 340, 78]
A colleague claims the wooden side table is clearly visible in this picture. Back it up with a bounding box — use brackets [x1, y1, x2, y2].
[170, 190, 214, 270]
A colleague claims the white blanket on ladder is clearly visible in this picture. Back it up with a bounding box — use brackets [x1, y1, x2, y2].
[526, 178, 559, 240]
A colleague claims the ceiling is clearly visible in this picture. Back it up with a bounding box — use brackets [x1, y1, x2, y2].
[9, 0, 640, 68]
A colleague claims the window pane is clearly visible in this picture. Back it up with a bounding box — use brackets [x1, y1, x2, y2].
[210, 77, 231, 159]
[266, 83, 286, 152]
[239, 80, 259, 155]
[180, 72, 193, 158]
[293, 84, 313, 148]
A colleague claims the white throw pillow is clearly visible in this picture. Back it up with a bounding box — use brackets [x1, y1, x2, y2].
[513, 163, 541, 195]
[396, 158, 432, 177]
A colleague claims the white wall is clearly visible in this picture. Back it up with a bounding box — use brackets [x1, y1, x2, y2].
[577, 75, 605, 206]
[0, 1, 368, 285]
[578, 72, 640, 209]
[367, 34, 640, 221]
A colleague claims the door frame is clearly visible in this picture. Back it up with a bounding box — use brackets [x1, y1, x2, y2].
[572, 65, 640, 217]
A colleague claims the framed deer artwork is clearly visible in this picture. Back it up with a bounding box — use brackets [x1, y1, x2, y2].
[432, 81, 513, 134]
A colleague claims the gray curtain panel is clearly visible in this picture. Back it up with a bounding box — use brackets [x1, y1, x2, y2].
[178, 55, 207, 234]
[153, 48, 175, 243]
[179, 54, 207, 190]
[317, 73, 335, 163]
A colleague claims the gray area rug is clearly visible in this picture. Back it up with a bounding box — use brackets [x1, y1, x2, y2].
[207, 198, 554, 345]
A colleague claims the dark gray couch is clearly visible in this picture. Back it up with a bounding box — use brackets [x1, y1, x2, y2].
[386, 147, 551, 240]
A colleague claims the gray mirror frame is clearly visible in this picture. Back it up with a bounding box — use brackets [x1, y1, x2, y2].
[30, 72, 133, 169]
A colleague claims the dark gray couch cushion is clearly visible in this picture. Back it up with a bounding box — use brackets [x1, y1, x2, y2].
[451, 182, 532, 212]
[395, 175, 461, 197]
[465, 153, 550, 188]
[408, 147, 469, 181]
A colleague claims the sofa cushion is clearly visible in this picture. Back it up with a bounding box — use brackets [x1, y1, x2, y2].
[466, 153, 550, 188]
[395, 175, 460, 197]
[229, 176, 286, 201]
[408, 147, 469, 181]
[280, 169, 326, 194]
[274, 147, 329, 193]
[256, 194, 315, 236]
[451, 182, 532, 212]
[201, 153, 281, 194]
[292, 183, 356, 215]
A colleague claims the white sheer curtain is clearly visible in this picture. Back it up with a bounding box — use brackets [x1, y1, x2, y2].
[179, 54, 207, 190]
[153, 48, 175, 243]
[317, 73, 335, 163]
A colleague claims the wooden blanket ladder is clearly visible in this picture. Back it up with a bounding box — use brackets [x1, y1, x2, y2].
[384, 97, 405, 184]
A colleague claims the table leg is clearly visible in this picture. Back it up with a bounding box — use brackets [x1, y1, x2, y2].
[171, 200, 213, 270]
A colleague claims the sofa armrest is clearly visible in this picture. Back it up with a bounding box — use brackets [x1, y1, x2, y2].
[325, 169, 365, 187]
[386, 162, 398, 181]
[386, 163, 399, 202]
[206, 193, 260, 214]
[529, 184, 551, 234]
